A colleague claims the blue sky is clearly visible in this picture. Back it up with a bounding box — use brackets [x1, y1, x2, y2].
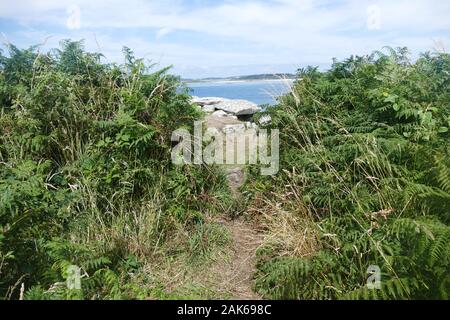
[1, 0, 449, 78]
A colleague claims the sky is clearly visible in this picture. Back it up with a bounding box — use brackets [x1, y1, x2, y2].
[0, 0, 449, 78]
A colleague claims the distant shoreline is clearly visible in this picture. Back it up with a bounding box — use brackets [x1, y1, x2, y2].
[184, 78, 295, 85]
[182, 73, 296, 84]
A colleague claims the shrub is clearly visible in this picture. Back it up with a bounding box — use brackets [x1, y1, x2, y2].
[251, 47, 450, 300]
[0, 40, 227, 299]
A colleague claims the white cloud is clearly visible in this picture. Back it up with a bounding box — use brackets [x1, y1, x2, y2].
[156, 27, 174, 40]
[1, 0, 449, 77]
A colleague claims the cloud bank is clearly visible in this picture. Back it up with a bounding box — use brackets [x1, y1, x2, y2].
[1, 0, 449, 78]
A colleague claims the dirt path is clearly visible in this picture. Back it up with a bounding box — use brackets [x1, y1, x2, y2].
[211, 215, 263, 300]
[205, 113, 264, 300]
[152, 114, 264, 300]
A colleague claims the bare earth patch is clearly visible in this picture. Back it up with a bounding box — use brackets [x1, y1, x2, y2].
[210, 215, 264, 300]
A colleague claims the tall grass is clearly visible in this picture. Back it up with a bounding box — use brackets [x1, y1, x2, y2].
[0, 40, 232, 299]
[248, 47, 450, 299]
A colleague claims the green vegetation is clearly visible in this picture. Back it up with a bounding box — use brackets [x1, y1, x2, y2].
[0, 40, 233, 299]
[1, 42, 449, 300]
[249, 47, 450, 299]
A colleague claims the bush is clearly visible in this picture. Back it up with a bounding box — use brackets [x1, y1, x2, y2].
[251, 47, 450, 300]
[0, 40, 228, 299]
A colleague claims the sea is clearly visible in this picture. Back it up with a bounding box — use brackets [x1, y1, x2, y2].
[184, 79, 293, 105]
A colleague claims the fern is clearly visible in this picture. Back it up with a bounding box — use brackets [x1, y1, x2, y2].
[252, 48, 450, 300]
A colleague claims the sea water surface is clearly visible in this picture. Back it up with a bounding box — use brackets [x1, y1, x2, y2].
[185, 80, 293, 105]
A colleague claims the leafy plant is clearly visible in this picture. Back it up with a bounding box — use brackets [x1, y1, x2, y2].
[0, 41, 227, 299]
[251, 47, 450, 300]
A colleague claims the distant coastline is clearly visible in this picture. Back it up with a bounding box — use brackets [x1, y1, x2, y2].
[182, 73, 296, 84]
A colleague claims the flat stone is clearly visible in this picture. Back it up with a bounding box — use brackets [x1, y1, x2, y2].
[192, 96, 261, 116]
[192, 96, 224, 106]
[214, 99, 261, 116]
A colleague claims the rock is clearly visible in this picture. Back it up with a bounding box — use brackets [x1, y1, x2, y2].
[226, 167, 245, 190]
[245, 122, 258, 130]
[202, 105, 216, 113]
[212, 110, 238, 119]
[223, 124, 246, 134]
[205, 127, 220, 135]
[192, 97, 224, 106]
[214, 99, 261, 116]
[212, 110, 228, 117]
[257, 115, 272, 125]
[192, 96, 261, 116]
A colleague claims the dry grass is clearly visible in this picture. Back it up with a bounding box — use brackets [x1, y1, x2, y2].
[262, 205, 320, 258]
[135, 215, 264, 300]
[245, 186, 321, 259]
[268, 169, 321, 258]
